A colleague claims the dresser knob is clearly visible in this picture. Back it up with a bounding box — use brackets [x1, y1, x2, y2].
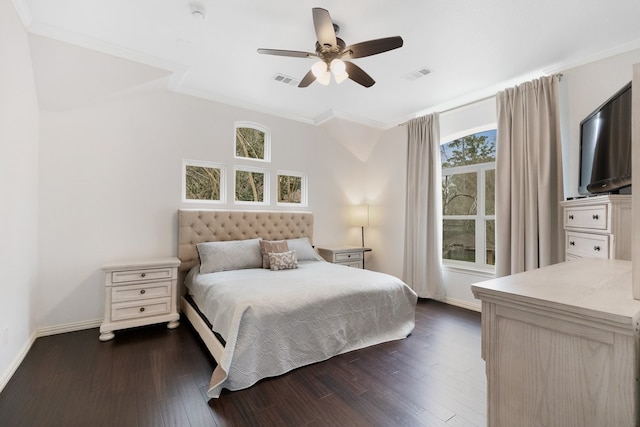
[139, 307, 145, 312]
[592, 214, 599, 220]
[140, 289, 146, 295]
[594, 246, 601, 251]
[141, 273, 146, 278]
[569, 241, 575, 246]
[568, 214, 574, 220]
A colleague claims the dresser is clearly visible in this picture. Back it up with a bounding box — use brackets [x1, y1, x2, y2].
[317, 246, 371, 269]
[472, 259, 640, 426]
[560, 194, 631, 260]
[99, 257, 180, 341]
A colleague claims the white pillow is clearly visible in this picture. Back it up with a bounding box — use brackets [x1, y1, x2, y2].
[197, 238, 262, 273]
[286, 237, 322, 261]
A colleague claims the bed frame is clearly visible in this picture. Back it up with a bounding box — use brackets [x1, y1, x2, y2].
[177, 209, 314, 363]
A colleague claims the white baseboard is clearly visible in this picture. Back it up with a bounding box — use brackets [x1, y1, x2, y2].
[36, 318, 102, 338]
[444, 296, 481, 312]
[0, 318, 102, 394]
[0, 331, 36, 394]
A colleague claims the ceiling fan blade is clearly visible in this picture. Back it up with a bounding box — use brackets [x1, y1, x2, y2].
[298, 70, 316, 87]
[257, 48, 315, 58]
[344, 61, 375, 88]
[312, 8, 337, 48]
[344, 36, 404, 59]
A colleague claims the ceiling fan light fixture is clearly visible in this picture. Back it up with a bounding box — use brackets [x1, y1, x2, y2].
[330, 59, 346, 74]
[317, 71, 331, 85]
[311, 61, 328, 78]
[258, 8, 404, 88]
[330, 59, 348, 84]
[333, 71, 349, 84]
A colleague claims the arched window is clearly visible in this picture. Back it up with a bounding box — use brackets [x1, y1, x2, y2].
[234, 122, 271, 162]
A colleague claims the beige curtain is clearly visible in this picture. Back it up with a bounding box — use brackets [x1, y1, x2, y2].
[403, 114, 445, 299]
[495, 75, 564, 277]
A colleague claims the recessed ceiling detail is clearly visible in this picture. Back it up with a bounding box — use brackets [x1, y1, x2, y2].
[14, 0, 640, 129]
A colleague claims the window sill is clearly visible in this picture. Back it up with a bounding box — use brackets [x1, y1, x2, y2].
[442, 262, 496, 278]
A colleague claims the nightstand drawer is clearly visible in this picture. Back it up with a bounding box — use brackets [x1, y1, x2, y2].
[111, 267, 173, 284]
[335, 252, 363, 262]
[566, 232, 610, 259]
[111, 298, 171, 322]
[111, 281, 172, 302]
[340, 260, 364, 268]
[564, 205, 608, 231]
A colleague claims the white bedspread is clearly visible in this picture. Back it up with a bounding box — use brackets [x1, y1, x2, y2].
[186, 260, 418, 398]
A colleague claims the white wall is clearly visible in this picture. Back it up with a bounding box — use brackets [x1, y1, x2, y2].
[365, 49, 640, 311]
[365, 99, 497, 311]
[0, 0, 39, 388]
[34, 40, 367, 330]
[5, 6, 640, 386]
[561, 48, 640, 198]
[363, 125, 407, 279]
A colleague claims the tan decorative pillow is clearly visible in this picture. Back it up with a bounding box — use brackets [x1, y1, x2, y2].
[259, 240, 289, 269]
[268, 250, 298, 271]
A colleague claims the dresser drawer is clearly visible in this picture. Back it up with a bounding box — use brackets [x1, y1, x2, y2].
[111, 267, 173, 284]
[111, 298, 171, 322]
[335, 251, 363, 262]
[111, 281, 172, 303]
[564, 205, 608, 231]
[566, 232, 610, 259]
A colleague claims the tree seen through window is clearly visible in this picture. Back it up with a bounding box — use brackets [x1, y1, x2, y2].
[441, 130, 496, 267]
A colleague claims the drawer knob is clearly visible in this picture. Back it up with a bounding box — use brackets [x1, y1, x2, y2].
[569, 241, 575, 246]
[140, 273, 146, 278]
[568, 214, 574, 220]
[140, 289, 146, 295]
[592, 214, 599, 220]
[347, 254, 351, 258]
[139, 307, 145, 312]
[594, 246, 601, 252]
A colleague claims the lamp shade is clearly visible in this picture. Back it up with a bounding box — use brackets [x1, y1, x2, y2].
[349, 205, 369, 227]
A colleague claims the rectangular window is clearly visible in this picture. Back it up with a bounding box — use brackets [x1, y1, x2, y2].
[182, 160, 225, 203]
[277, 171, 307, 206]
[234, 166, 269, 205]
[441, 129, 496, 270]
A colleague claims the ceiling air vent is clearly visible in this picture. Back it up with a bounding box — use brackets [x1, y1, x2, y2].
[273, 74, 299, 87]
[403, 67, 431, 81]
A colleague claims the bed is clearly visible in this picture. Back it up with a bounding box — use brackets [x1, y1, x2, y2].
[178, 209, 417, 399]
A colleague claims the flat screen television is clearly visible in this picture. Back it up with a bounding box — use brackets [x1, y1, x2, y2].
[579, 82, 632, 195]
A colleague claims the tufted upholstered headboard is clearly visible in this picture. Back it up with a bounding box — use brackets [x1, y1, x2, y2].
[178, 210, 314, 273]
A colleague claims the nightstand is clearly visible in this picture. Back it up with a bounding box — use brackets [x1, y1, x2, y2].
[317, 246, 372, 269]
[99, 257, 180, 341]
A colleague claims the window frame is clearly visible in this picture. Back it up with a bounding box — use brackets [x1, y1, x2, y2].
[233, 165, 270, 206]
[276, 170, 308, 207]
[440, 127, 496, 273]
[182, 159, 226, 204]
[234, 121, 271, 163]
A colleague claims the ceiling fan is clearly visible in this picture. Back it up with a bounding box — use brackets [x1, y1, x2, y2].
[257, 8, 403, 88]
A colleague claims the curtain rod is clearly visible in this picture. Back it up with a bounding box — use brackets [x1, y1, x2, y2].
[399, 73, 563, 126]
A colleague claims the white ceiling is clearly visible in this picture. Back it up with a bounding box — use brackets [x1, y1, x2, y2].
[14, 0, 640, 128]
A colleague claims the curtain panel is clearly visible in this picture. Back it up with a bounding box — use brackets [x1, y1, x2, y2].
[403, 114, 445, 299]
[495, 75, 564, 277]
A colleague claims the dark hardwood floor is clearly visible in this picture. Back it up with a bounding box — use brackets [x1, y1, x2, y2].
[0, 300, 486, 427]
